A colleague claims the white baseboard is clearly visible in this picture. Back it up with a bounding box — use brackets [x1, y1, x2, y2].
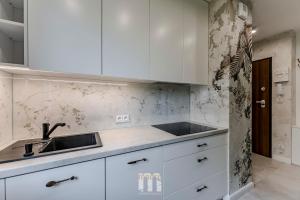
[223, 195, 230, 200]
[224, 182, 254, 200]
[272, 155, 292, 164]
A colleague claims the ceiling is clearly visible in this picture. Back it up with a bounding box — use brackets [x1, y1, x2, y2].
[251, 0, 300, 41]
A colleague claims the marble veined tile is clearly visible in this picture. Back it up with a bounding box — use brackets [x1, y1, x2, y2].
[0, 71, 13, 148]
[12, 75, 190, 140]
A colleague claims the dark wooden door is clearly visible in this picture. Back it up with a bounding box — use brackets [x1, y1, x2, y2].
[252, 58, 272, 157]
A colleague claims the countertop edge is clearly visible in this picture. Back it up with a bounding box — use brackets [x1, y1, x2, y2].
[0, 128, 228, 179]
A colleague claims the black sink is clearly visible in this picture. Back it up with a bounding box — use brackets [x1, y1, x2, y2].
[0, 132, 103, 164]
[40, 133, 102, 153]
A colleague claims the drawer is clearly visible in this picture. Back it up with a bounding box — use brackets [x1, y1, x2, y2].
[0, 179, 4, 200]
[165, 171, 227, 200]
[6, 159, 105, 200]
[106, 147, 163, 200]
[163, 134, 227, 161]
[163, 145, 227, 196]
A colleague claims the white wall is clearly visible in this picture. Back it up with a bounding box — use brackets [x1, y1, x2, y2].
[296, 32, 300, 126]
[253, 31, 296, 162]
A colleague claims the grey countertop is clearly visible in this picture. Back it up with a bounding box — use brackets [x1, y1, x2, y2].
[0, 123, 228, 179]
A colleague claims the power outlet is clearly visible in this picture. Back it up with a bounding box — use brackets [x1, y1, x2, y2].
[116, 114, 130, 123]
[123, 114, 130, 122]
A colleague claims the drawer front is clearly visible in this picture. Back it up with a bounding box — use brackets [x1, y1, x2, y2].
[165, 171, 227, 200]
[6, 159, 105, 200]
[0, 179, 4, 200]
[106, 147, 163, 200]
[164, 145, 227, 196]
[163, 134, 227, 161]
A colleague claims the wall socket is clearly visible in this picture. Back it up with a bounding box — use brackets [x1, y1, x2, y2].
[116, 114, 130, 123]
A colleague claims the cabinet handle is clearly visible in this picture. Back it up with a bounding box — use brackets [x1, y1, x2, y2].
[197, 157, 208, 163]
[196, 185, 208, 193]
[127, 158, 147, 165]
[197, 143, 208, 148]
[46, 176, 78, 188]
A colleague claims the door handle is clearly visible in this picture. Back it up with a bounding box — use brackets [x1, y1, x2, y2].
[197, 157, 208, 163]
[46, 176, 78, 188]
[196, 185, 208, 193]
[256, 100, 266, 108]
[128, 158, 147, 165]
[197, 143, 208, 148]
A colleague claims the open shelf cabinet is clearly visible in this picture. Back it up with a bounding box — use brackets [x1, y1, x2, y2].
[8, 0, 23, 9]
[0, 0, 25, 65]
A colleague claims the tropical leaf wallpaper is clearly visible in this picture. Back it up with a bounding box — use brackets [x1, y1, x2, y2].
[230, 25, 253, 189]
[191, 0, 253, 194]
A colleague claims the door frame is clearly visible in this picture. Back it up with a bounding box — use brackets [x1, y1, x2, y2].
[252, 57, 273, 158]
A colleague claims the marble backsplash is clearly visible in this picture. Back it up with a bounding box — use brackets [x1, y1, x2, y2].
[1, 73, 190, 141]
[0, 71, 13, 147]
[190, 86, 229, 128]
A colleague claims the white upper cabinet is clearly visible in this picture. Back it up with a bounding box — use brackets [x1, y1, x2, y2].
[27, 0, 102, 75]
[150, 0, 184, 83]
[0, 179, 4, 200]
[183, 0, 208, 84]
[25, 0, 208, 84]
[102, 0, 150, 79]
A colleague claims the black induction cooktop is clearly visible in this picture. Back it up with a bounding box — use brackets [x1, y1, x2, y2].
[152, 122, 216, 136]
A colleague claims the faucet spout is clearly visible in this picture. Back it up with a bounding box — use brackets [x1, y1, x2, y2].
[42, 123, 66, 140]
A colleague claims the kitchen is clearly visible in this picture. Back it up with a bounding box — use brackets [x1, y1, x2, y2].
[0, 0, 252, 200]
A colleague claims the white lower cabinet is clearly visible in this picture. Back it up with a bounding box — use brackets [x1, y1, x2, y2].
[3, 135, 228, 200]
[6, 159, 105, 200]
[0, 179, 4, 200]
[162, 135, 228, 199]
[165, 171, 227, 200]
[163, 145, 227, 197]
[106, 147, 163, 200]
[163, 134, 227, 161]
[105, 136, 228, 200]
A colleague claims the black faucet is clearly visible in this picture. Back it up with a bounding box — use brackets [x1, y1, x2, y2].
[42, 123, 66, 140]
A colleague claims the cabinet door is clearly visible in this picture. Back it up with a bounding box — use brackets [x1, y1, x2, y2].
[6, 159, 105, 200]
[163, 145, 227, 196]
[106, 148, 163, 200]
[0, 179, 4, 200]
[103, 0, 149, 79]
[28, 0, 102, 75]
[150, 0, 183, 82]
[183, 0, 208, 84]
[164, 172, 227, 200]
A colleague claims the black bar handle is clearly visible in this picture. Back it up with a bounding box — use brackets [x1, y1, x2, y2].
[127, 158, 147, 165]
[198, 157, 208, 163]
[46, 176, 78, 188]
[197, 143, 208, 148]
[196, 185, 208, 193]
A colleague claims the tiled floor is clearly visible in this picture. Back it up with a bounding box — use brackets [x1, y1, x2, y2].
[240, 154, 300, 200]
